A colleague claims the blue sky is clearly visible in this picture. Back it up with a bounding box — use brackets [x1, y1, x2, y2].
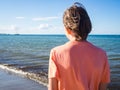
[0, 0, 120, 35]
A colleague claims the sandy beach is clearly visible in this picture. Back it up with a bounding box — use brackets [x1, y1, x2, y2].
[0, 69, 47, 90]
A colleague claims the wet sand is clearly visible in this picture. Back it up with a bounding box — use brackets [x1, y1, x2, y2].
[0, 69, 47, 90]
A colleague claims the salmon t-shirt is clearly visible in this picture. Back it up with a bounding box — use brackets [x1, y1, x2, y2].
[48, 41, 110, 90]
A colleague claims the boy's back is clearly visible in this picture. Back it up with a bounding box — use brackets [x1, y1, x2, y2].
[49, 41, 110, 90]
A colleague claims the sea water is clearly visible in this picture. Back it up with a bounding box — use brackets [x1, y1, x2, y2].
[0, 34, 120, 84]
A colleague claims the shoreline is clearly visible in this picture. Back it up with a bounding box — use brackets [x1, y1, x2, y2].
[0, 64, 48, 86]
[1, 64, 120, 90]
[0, 68, 47, 90]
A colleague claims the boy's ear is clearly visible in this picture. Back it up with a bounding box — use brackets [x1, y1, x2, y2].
[66, 28, 72, 34]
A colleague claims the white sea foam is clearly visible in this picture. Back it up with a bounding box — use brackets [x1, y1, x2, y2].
[0, 64, 48, 87]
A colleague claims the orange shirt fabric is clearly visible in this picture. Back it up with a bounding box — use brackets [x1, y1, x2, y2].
[48, 41, 110, 90]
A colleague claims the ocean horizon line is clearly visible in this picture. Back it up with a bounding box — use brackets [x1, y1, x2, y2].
[0, 33, 120, 36]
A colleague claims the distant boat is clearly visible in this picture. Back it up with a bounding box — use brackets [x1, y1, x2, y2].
[14, 34, 20, 35]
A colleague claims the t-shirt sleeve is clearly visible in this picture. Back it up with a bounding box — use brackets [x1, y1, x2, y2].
[101, 52, 110, 83]
[48, 49, 59, 79]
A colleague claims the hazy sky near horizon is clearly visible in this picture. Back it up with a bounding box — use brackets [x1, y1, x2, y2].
[0, 0, 120, 34]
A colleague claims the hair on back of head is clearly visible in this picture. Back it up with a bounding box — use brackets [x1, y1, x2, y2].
[63, 2, 92, 41]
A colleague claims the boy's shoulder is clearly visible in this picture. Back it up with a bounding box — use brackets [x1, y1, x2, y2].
[51, 41, 73, 51]
[50, 42, 70, 54]
[88, 42, 107, 55]
[51, 44, 65, 52]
